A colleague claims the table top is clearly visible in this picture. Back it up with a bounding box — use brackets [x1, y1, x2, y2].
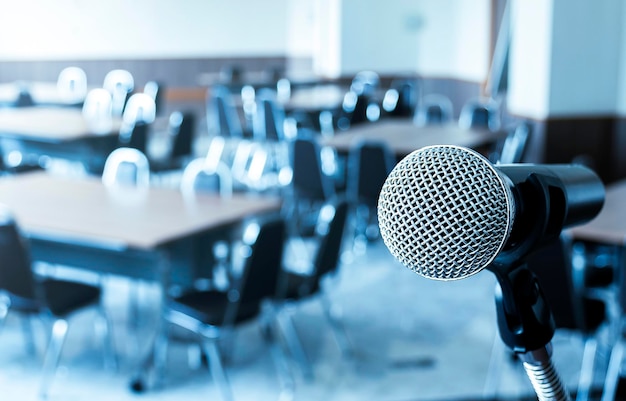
[568, 179, 626, 246]
[0, 107, 122, 142]
[0, 172, 282, 250]
[0, 81, 87, 106]
[282, 84, 347, 112]
[321, 120, 506, 157]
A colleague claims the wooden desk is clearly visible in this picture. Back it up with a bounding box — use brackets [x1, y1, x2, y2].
[0, 171, 282, 387]
[0, 171, 282, 283]
[0, 81, 87, 107]
[0, 107, 122, 172]
[569, 179, 626, 246]
[282, 84, 347, 113]
[321, 120, 506, 158]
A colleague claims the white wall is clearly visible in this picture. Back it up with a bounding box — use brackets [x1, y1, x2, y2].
[508, 0, 626, 119]
[414, 0, 491, 82]
[0, 0, 289, 60]
[338, 0, 422, 76]
[548, 0, 622, 116]
[507, 0, 553, 119]
[0, 0, 494, 85]
[313, 0, 492, 81]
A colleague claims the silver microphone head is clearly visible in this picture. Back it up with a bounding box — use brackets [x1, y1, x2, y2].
[377, 145, 515, 281]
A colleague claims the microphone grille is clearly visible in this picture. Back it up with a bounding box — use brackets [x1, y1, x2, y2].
[377, 145, 514, 281]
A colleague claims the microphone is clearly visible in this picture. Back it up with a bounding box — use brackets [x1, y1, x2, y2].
[377, 144, 605, 281]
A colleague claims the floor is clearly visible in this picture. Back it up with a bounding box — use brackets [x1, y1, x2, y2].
[0, 237, 616, 401]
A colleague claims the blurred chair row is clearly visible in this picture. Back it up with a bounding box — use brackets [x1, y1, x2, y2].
[96, 144, 355, 400]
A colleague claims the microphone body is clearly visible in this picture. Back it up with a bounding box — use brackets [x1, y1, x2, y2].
[377, 145, 605, 281]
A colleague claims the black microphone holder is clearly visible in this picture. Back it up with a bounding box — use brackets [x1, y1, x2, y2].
[489, 259, 571, 401]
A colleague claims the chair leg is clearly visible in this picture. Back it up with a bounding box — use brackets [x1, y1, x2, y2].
[601, 336, 625, 401]
[0, 296, 10, 333]
[275, 306, 314, 380]
[21, 315, 38, 356]
[153, 322, 170, 387]
[95, 302, 117, 371]
[576, 336, 598, 401]
[483, 333, 506, 398]
[39, 318, 69, 399]
[201, 340, 234, 401]
[187, 343, 203, 370]
[258, 317, 296, 401]
[320, 292, 353, 358]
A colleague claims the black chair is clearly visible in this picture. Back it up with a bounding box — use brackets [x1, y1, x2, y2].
[287, 136, 336, 238]
[346, 140, 396, 250]
[483, 235, 609, 401]
[252, 88, 286, 142]
[143, 80, 164, 116]
[102, 69, 134, 118]
[14, 87, 35, 107]
[458, 98, 500, 131]
[493, 121, 532, 164]
[275, 198, 350, 379]
[382, 78, 420, 117]
[218, 64, 244, 86]
[144, 217, 288, 401]
[180, 157, 235, 290]
[413, 94, 454, 126]
[252, 89, 289, 182]
[0, 206, 115, 399]
[350, 70, 381, 96]
[102, 147, 151, 188]
[150, 111, 196, 174]
[319, 77, 380, 135]
[118, 121, 150, 155]
[207, 85, 245, 139]
[342, 89, 377, 126]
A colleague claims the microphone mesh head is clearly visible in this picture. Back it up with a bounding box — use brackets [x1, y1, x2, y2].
[377, 145, 515, 281]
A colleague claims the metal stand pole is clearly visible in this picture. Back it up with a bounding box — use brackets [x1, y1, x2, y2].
[519, 344, 571, 401]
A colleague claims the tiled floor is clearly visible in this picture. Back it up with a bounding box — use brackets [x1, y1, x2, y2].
[0, 240, 614, 400]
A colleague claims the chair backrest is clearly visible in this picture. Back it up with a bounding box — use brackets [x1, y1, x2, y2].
[207, 85, 244, 138]
[383, 79, 420, 117]
[57, 66, 88, 103]
[347, 140, 396, 207]
[414, 94, 453, 126]
[123, 93, 156, 126]
[102, 147, 150, 188]
[238, 218, 287, 305]
[103, 69, 134, 117]
[458, 98, 500, 131]
[0, 206, 37, 300]
[252, 88, 285, 142]
[350, 70, 380, 96]
[219, 64, 244, 85]
[180, 157, 233, 198]
[525, 235, 607, 333]
[168, 111, 196, 159]
[82, 88, 114, 133]
[497, 121, 532, 164]
[313, 198, 349, 278]
[342, 90, 372, 125]
[143, 80, 163, 115]
[290, 137, 335, 203]
[14, 87, 34, 108]
[118, 121, 150, 153]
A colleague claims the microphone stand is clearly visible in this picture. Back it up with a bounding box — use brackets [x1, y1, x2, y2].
[489, 260, 572, 401]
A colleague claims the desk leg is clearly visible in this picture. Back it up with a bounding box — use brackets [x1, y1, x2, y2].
[129, 251, 170, 393]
